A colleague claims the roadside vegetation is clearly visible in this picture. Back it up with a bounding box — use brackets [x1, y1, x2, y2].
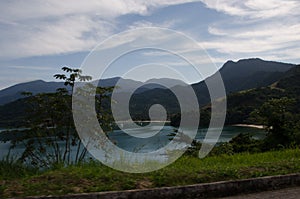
[1, 148, 300, 198]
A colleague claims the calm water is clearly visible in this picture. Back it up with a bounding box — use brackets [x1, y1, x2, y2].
[0, 125, 266, 160]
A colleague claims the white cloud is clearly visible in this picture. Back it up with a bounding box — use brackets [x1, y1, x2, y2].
[128, 19, 181, 30]
[197, 0, 300, 63]
[0, 15, 115, 59]
[0, 0, 196, 59]
[0, 0, 146, 21]
[7, 65, 54, 71]
[203, 22, 300, 52]
[1, 0, 198, 22]
[201, 0, 300, 19]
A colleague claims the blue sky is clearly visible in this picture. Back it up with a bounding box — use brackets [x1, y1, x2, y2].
[0, 0, 300, 89]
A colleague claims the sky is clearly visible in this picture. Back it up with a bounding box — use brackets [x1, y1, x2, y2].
[0, 0, 300, 89]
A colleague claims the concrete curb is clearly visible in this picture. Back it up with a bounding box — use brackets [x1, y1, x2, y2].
[18, 173, 300, 199]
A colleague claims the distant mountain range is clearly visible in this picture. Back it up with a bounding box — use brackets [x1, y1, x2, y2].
[0, 80, 64, 106]
[0, 77, 186, 105]
[0, 58, 298, 127]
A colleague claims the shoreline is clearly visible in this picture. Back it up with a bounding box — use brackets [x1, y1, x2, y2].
[232, 124, 265, 129]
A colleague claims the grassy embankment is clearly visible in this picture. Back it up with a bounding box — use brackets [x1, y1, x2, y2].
[0, 148, 300, 198]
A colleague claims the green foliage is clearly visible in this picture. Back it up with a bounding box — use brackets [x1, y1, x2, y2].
[0, 154, 37, 180]
[170, 108, 211, 128]
[250, 97, 299, 150]
[210, 142, 234, 156]
[184, 140, 202, 157]
[1, 148, 300, 198]
[0, 97, 32, 127]
[226, 87, 286, 125]
[54, 67, 92, 88]
[229, 133, 262, 153]
[185, 133, 262, 157]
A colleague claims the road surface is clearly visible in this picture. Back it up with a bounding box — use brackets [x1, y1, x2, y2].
[221, 186, 300, 199]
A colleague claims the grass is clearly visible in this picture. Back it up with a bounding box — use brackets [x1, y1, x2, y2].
[1, 148, 300, 198]
[0, 156, 38, 180]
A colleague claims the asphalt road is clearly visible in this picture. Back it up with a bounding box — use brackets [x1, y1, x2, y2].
[221, 187, 300, 199]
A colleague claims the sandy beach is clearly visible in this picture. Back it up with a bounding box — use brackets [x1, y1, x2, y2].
[232, 124, 265, 129]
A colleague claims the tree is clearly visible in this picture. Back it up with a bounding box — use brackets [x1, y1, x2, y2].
[53, 67, 92, 164]
[250, 97, 297, 150]
[13, 67, 113, 167]
[229, 133, 261, 153]
[53, 66, 92, 91]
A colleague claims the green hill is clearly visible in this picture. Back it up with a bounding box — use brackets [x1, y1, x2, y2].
[170, 65, 300, 127]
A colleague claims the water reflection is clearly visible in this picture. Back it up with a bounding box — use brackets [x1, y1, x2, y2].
[0, 125, 266, 160]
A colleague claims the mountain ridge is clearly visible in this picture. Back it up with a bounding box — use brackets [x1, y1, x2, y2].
[0, 77, 187, 105]
[0, 58, 298, 127]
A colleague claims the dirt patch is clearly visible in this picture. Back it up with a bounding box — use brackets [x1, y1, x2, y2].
[135, 178, 153, 189]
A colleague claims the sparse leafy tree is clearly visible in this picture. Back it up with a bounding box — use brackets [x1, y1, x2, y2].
[13, 66, 114, 167]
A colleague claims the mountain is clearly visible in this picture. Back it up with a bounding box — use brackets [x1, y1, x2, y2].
[225, 65, 300, 125]
[0, 58, 298, 127]
[220, 58, 294, 79]
[192, 58, 295, 95]
[0, 80, 65, 106]
[0, 77, 186, 105]
[0, 77, 130, 105]
[144, 78, 186, 88]
[128, 58, 296, 116]
[169, 64, 300, 127]
[218, 58, 295, 92]
[0, 97, 31, 127]
[106, 78, 186, 94]
[275, 66, 300, 95]
[0, 58, 293, 106]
